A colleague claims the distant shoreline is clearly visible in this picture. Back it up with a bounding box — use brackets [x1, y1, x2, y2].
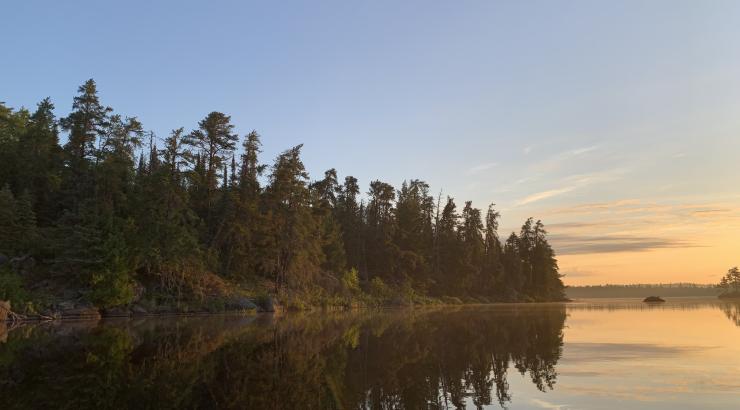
[566, 284, 721, 299]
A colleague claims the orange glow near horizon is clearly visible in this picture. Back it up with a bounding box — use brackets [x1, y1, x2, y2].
[528, 198, 740, 286]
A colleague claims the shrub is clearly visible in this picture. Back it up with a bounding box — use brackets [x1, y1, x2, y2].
[89, 269, 135, 309]
[341, 268, 360, 293]
[0, 267, 28, 308]
[369, 277, 391, 300]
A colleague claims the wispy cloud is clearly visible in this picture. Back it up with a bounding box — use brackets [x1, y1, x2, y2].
[518, 186, 577, 205]
[568, 145, 598, 156]
[531, 398, 570, 410]
[549, 234, 700, 255]
[466, 162, 497, 175]
[515, 169, 625, 206]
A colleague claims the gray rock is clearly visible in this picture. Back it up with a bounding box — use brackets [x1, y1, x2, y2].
[131, 304, 148, 315]
[227, 297, 258, 311]
[40, 309, 61, 320]
[62, 289, 80, 300]
[61, 304, 101, 320]
[57, 300, 75, 311]
[9, 255, 35, 275]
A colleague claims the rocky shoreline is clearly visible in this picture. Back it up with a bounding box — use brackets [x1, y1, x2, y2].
[0, 296, 279, 324]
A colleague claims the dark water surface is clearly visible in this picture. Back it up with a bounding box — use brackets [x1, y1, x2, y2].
[1, 299, 739, 409]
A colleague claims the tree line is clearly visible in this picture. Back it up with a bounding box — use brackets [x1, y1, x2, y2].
[0, 79, 565, 308]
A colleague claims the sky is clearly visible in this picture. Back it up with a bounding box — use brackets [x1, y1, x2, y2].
[2, 0, 739, 285]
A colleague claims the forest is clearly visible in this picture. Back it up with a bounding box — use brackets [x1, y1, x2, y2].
[0, 79, 565, 314]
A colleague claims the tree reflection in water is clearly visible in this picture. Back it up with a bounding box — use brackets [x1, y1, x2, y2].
[719, 302, 740, 327]
[0, 306, 566, 409]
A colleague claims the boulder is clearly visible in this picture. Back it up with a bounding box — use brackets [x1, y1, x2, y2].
[39, 309, 61, 320]
[102, 306, 131, 317]
[643, 296, 665, 303]
[57, 300, 76, 311]
[60, 302, 101, 320]
[9, 255, 35, 275]
[227, 297, 258, 311]
[130, 304, 148, 316]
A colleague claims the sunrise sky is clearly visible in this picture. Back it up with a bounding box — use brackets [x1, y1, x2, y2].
[3, 0, 739, 285]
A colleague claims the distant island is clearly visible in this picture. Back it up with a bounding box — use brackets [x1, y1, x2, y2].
[566, 283, 722, 299]
[0, 80, 566, 321]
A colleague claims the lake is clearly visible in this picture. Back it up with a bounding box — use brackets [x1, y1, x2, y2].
[1, 298, 739, 409]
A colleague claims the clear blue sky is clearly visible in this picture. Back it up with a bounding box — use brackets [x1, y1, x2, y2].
[3, 0, 740, 283]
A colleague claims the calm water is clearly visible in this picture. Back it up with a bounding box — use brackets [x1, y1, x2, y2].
[1, 299, 739, 409]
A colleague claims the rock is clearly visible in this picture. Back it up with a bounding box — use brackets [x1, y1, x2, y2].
[40, 309, 61, 320]
[0, 300, 10, 322]
[102, 306, 131, 317]
[62, 289, 80, 300]
[57, 300, 76, 311]
[0, 254, 8, 266]
[643, 296, 665, 303]
[227, 297, 257, 311]
[130, 304, 148, 315]
[61, 302, 100, 320]
[9, 255, 35, 275]
[258, 296, 277, 312]
[153, 304, 177, 314]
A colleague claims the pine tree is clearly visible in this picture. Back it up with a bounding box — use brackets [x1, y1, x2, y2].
[458, 201, 485, 295]
[184, 111, 238, 224]
[59, 79, 112, 188]
[482, 204, 503, 294]
[336, 176, 364, 275]
[263, 145, 322, 293]
[310, 169, 346, 275]
[365, 180, 397, 283]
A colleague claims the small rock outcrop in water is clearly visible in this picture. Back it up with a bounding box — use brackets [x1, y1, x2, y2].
[643, 296, 665, 303]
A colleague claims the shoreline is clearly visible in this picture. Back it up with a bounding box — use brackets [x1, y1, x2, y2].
[1, 298, 574, 325]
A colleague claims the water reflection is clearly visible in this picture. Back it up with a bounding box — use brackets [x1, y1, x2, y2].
[0, 307, 566, 410]
[719, 302, 740, 327]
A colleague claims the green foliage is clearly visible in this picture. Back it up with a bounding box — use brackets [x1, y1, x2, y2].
[0, 267, 28, 307]
[369, 277, 391, 300]
[89, 270, 135, 308]
[341, 268, 360, 293]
